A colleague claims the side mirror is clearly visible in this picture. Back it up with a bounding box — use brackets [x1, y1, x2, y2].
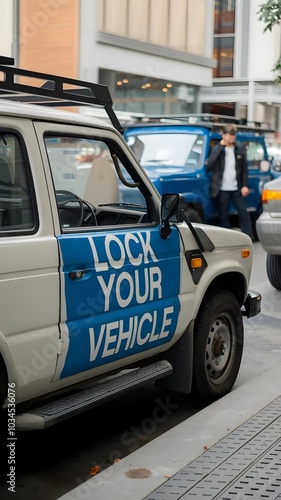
[160, 193, 183, 239]
[260, 160, 270, 172]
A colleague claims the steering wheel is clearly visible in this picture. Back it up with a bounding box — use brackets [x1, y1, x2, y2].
[56, 190, 85, 227]
[81, 199, 98, 226]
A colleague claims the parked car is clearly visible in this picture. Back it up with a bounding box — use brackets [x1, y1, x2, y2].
[266, 141, 281, 179]
[0, 56, 261, 431]
[256, 175, 281, 289]
[123, 115, 276, 238]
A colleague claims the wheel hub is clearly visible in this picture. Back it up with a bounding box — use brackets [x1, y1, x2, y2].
[206, 318, 231, 377]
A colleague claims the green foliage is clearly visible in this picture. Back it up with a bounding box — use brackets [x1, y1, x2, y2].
[258, 1, 281, 83]
[258, 0, 281, 31]
[258, 0, 281, 32]
[272, 57, 281, 84]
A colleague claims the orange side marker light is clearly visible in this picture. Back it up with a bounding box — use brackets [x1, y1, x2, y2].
[191, 257, 203, 268]
[241, 249, 250, 258]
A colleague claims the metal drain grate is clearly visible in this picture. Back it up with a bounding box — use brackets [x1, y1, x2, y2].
[145, 396, 281, 500]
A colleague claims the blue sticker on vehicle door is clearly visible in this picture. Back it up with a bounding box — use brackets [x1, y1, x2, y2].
[57, 227, 181, 379]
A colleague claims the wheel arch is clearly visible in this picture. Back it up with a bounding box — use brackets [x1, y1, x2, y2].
[203, 271, 247, 308]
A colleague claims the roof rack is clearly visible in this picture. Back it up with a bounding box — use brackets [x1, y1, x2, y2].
[0, 56, 124, 134]
[133, 113, 275, 134]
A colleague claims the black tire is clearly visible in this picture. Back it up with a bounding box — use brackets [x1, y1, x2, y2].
[192, 289, 244, 405]
[185, 207, 203, 223]
[266, 254, 281, 290]
[0, 358, 8, 462]
[0, 357, 7, 409]
[250, 208, 262, 242]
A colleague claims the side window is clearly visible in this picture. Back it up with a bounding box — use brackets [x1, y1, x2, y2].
[0, 132, 36, 234]
[44, 135, 152, 231]
[185, 137, 204, 166]
[242, 141, 265, 169]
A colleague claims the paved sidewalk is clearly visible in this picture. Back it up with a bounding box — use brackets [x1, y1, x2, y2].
[58, 361, 281, 500]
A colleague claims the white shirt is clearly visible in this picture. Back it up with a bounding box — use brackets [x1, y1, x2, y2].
[220, 146, 238, 191]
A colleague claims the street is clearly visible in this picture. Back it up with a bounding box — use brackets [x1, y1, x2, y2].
[1, 241, 281, 500]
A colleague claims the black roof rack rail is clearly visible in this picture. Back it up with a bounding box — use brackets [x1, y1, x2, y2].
[0, 56, 124, 134]
[133, 113, 274, 134]
[0, 56, 15, 65]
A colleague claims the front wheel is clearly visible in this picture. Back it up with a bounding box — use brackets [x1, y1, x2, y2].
[266, 254, 281, 290]
[192, 289, 244, 405]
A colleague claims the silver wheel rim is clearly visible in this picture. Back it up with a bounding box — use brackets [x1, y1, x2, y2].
[205, 314, 234, 382]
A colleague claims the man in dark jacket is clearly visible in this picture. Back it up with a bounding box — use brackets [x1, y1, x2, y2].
[206, 123, 253, 239]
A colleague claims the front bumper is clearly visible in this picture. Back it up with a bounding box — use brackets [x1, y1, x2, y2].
[241, 290, 262, 318]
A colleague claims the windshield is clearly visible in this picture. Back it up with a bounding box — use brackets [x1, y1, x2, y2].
[127, 133, 204, 168]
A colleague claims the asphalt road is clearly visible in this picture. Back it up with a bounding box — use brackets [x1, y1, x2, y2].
[1, 241, 281, 500]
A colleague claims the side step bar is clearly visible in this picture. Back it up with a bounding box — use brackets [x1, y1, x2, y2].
[15, 360, 173, 431]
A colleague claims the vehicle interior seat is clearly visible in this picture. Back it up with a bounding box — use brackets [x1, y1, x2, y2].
[84, 156, 119, 207]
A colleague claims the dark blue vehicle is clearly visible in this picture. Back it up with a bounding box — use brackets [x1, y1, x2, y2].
[123, 114, 277, 235]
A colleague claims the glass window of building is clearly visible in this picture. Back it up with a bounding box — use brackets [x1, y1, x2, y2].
[213, 0, 236, 77]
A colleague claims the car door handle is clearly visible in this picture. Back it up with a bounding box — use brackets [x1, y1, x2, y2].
[69, 270, 88, 280]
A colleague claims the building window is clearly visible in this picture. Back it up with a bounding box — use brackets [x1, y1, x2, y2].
[213, 0, 236, 77]
[213, 37, 234, 77]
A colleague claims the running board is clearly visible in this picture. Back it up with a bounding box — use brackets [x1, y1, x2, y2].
[15, 360, 173, 431]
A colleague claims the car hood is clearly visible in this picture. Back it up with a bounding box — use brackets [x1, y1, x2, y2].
[190, 223, 252, 250]
[141, 163, 198, 180]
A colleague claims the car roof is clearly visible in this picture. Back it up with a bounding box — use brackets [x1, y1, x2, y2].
[0, 56, 123, 134]
[124, 116, 273, 137]
[0, 98, 116, 131]
[124, 122, 270, 141]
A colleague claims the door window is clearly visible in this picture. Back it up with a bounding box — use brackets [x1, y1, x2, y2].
[0, 132, 36, 234]
[44, 135, 151, 229]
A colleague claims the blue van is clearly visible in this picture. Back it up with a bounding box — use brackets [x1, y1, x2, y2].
[123, 115, 276, 236]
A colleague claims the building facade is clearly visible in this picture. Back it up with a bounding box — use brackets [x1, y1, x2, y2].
[1, 0, 215, 115]
[201, 0, 281, 133]
[1, 0, 281, 132]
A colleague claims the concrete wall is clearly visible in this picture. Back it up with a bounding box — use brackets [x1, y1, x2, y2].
[0, 0, 14, 59]
[248, 0, 281, 81]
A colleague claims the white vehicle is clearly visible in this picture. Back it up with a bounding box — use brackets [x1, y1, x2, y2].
[256, 175, 281, 289]
[0, 56, 261, 431]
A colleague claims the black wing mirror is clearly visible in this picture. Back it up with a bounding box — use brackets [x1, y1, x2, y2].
[160, 193, 183, 239]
